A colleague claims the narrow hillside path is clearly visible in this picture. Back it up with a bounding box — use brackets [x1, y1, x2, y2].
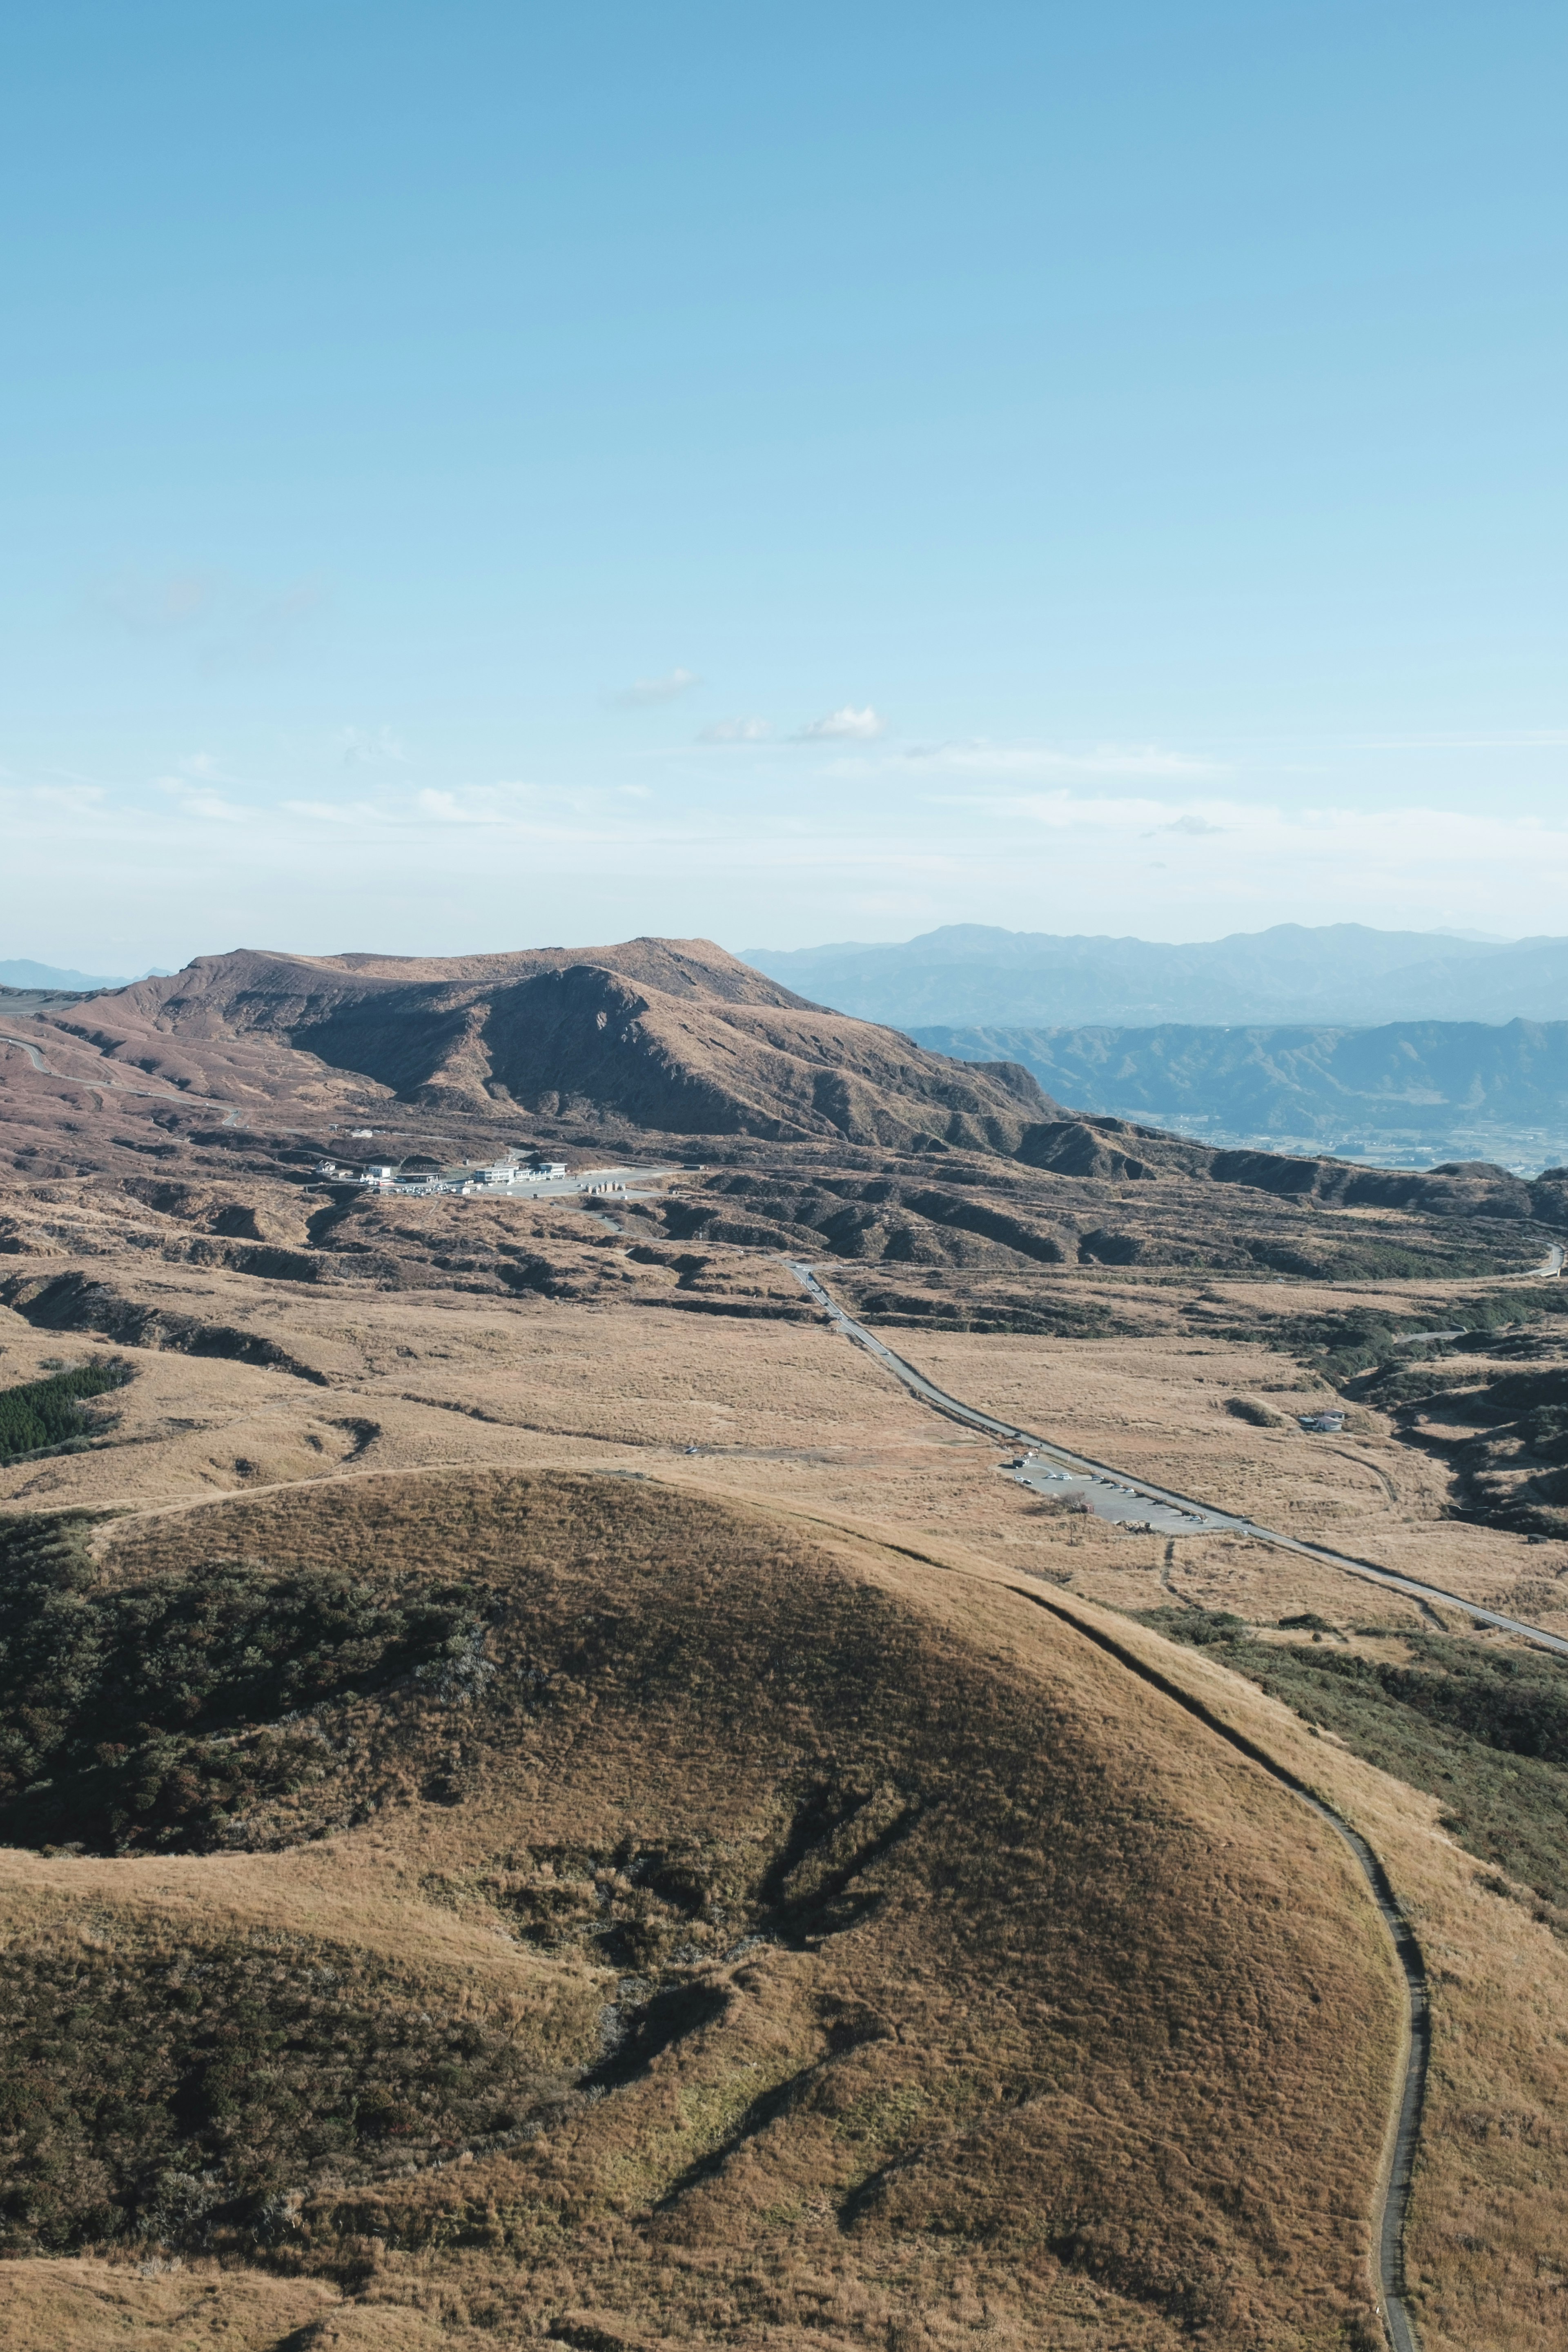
[1011, 1589, 1429, 2352]
[783, 1261, 1568, 1658]
[778, 1262, 1434, 2347]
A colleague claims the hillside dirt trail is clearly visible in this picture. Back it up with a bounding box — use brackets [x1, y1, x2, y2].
[1011, 1586, 1430, 2352]
[779, 1260, 1463, 2351]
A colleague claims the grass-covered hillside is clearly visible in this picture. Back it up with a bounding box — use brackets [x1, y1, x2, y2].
[0, 1470, 1403, 2351]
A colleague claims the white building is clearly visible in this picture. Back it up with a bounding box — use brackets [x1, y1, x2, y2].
[356, 1152, 568, 1196]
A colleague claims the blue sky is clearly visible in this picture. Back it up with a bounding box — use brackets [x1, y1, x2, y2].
[3, 0, 1566, 968]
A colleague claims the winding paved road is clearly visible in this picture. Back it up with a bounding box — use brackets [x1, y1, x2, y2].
[784, 1261, 1568, 1659]
[0, 1028, 243, 1123]
[784, 1258, 1442, 2350]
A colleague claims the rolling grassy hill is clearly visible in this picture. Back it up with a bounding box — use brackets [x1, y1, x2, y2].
[0, 1470, 1403, 2350]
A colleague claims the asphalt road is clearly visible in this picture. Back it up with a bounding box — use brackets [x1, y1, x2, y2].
[788, 1257, 1443, 2352]
[0, 1027, 241, 1123]
[784, 1260, 1568, 1659]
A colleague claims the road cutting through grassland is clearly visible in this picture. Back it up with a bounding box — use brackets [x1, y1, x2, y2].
[783, 1258, 1438, 2350]
[784, 1258, 1568, 1659]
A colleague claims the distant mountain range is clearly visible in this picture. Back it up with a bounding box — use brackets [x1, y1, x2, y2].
[0, 959, 132, 992]
[744, 922, 1568, 1027]
[910, 1019, 1568, 1162]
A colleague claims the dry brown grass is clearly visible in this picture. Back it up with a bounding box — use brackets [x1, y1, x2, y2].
[1, 2256, 354, 2352]
[2, 1468, 1410, 2349]
[1027, 1590, 1568, 2352]
[9, 1228, 1561, 1639]
[901, 1308, 1568, 1635]
[4, 1170, 1567, 2348]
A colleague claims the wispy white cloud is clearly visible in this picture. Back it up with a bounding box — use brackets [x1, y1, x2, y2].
[904, 737, 1223, 780]
[9, 738, 1568, 957]
[611, 667, 699, 708]
[284, 799, 362, 826]
[158, 774, 247, 822]
[796, 705, 886, 742]
[281, 780, 668, 841]
[415, 789, 510, 826]
[1352, 730, 1568, 752]
[0, 782, 107, 815]
[697, 716, 771, 744]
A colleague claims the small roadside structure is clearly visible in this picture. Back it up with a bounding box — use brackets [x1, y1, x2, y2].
[1298, 1410, 1347, 1434]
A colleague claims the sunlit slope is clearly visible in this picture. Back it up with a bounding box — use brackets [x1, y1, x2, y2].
[1, 1471, 1399, 2349]
[30, 942, 1059, 1147]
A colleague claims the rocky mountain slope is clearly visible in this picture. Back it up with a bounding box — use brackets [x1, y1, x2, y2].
[26, 940, 1060, 1152]
[4, 941, 1567, 1318]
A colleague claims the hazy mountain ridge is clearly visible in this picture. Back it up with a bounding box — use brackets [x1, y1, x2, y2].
[914, 1018, 1568, 1146]
[745, 922, 1568, 1027]
[0, 960, 131, 993]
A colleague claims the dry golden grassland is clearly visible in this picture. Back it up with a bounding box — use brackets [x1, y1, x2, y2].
[7, 1241, 1562, 1639]
[3, 2256, 367, 2352]
[3, 1204, 1567, 2348]
[901, 1281, 1568, 1635]
[1, 1468, 1563, 2348]
[4, 1470, 1411, 2350]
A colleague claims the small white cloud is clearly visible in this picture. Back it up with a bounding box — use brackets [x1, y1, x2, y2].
[796, 705, 886, 742]
[415, 789, 509, 826]
[158, 776, 246, 822]
[697, 716, 771, 744]
[1161, 813, 1225, 836]
[611, 667, 699, 708]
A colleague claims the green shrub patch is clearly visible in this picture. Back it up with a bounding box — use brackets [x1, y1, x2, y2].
[0, 1927, 577, 2254]
[1135, 1607, 1568, 1911]
[0, 1356, 132, 1463]
[0, 1514, 482, 1855]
